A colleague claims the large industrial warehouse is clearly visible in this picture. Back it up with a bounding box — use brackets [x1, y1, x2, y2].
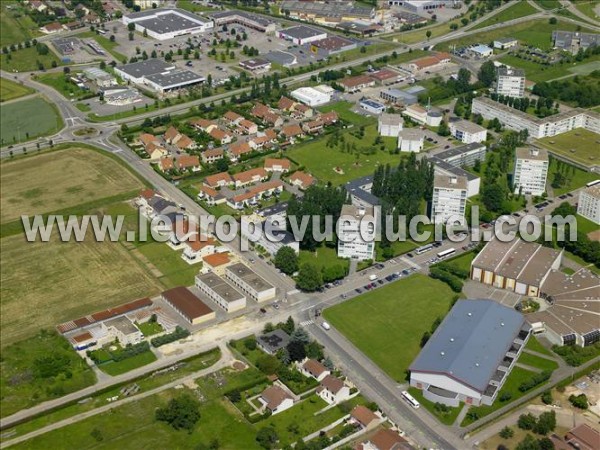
[122, 8, 213, 40]
[114, 59, 205, 94]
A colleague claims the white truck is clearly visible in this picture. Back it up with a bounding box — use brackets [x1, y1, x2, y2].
[369, 274, 378, 281]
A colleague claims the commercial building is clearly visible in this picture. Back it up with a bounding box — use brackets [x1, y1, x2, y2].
[360, 98, 386, 115]
[337, 204, 376, 261]
[496, 67, 525, 98]
[468, 44, 493, 58]
[378, 113, 403, 137]
[195, 272, 247, 313]
[398, 128, 424, 152]
[431, 174, 467, 224]
[225, 262, 276, 302]
[410, 299, 529, 407]
[513, 147, 549, 196]
[101, 87, 142, 105]
[449, 119, 487, 144]
[339, 75, 376, 93]
[406, 52, 452, 73]
[552, 30, 600, 54]
[308, 35, 357, 57]
[115, 59, 204, 94]
[279, 1, 375, 25]
[161, 287, 216, 325]
[290, 86, 331, 106]
[577, 185, 600, 225]
[493, 37, 518, 50]
[83, 67, 117, 87]
[434, 143, 487, 168]
[402, 104, 443, 127]
[239, 58, 271, 73]
[278, 25, 327, 45]
[389, 0, 458, 13]
[379, 88, 418, 106]
[471, 96, 600, 139]
[470, 238, 562, 297]
[210, 10, 276, 33]
[122, 8, 213, 40]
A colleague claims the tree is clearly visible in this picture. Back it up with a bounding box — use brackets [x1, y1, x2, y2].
[541, 391, 553, 405]
[256, 354, 281, 374]
[155, 394, 201, 433]
[128, 23, 135, 32]
[478, 61, 496, 87]
[499, 426, 514, 439]
[296, 263, 323, 292]
[569, 393, 588, 409]
[481, 183, 505, 212]
[549, 17, 557, 25]
[129, 31, 134, 41]
[287, 340, 306, 362]
[256, 426, 279, 449]
[426, 30, 432, 40]
[282, 316, 295, 335]
[274, 247, 298, 275]
[290, 327, 309, 345]
[437, 120, 450, 137]
[110, 35, 115, 42]
[227, 389, 241, 403]
[515, 435, 540, 450]
[244, 337, 257, 351]
[517, 413, 537, 430]
[533, 411, 556, 435]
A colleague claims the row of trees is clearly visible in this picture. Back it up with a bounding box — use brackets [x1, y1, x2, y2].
[532, 70, 600, 108]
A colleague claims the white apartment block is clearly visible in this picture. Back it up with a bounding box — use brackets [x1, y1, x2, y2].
[472, 97, 600, 139]
[378, 113, 403, 137]
[398, 129, 424, 152]
[577, 185, 600, 225]
[513, 147, 549, 196]
[496, 67, 525, 98]
[449, 120, 488, 144]
[337, 205, 376, 261]
[225, 263, 276, 302]
[431, 175, 468, 224]
[195, 272, 247, 313]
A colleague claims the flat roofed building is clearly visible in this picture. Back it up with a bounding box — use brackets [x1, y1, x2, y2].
[470, 238, 562, 297]
[115, 59, 204, 93]
[398, 128, 424, 153]
[493, 37, 518, 49]
[309, 35, 356, 57]
[83, 67, 117, 87]
[513, 147, 548, 196]
[344, 175, 380, 208]
[468, 44, 493, 58]
[258, 329, 290, 355]
[577, 185, 600, 225]
[434, 143, 487, 168]
[391, 0, 457, 12]
[378, 113, 403, 137]
[360, 98, 385, 115]
[290, 86, 331, 107]
[239, 58, 271, 73]
[449, 119, 487, 144]
[379, 88, 418, 106]
[161, 286, 216, 325]
[279, 0, 375, 24]
[431, 174, 467, 224]
[210, 10, 275, 33]
[410, 299, 529, 407]
[337, 204, 376, 261]
[496, 67, 525, 98]
[552, 30, 600, 54]
[195, 272, 246, 313]
[278, 25, 327, 45]
[122, 8, 213, 40]
[402, 104, 443, 127]
[103, 316, 143, 346]
[225, 262, 276, 302]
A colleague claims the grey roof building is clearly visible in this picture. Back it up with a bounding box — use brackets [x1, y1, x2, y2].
[257, 329, 291, 355]
[552, 30, 600, 54]
[115, 59, 205, 93]
[344, 175, 380, 208]
[410, 299, 529, 407]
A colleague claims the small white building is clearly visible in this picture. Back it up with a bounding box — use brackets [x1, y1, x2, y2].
[431, 174, 468, 224]
[360, 99, 385, 115]
[402, 104, 443, 127]
[577, 185, 600, 225]
[259, 385, 294, 415]
[278, 25, 327, 45]
[103, 316, 144, 346]
[290, 87, 331, 107]
[378, 113, 403, 137]
[337, 204, 377, 261]
[398, 129, 424, 152]
[468, 44, 493, 58]
[317, 375, 351, 405]
[513, 147, 549, 196]
[496, 67, 525, 98]
[449, 119, 488, 144]
[493, 37, 518, 50]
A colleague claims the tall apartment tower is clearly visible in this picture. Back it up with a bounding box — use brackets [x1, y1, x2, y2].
[513, 147, 549, 196]
[577, 185, 600, 225]
[337, 205, 376, 261]
[431, 175, 468, 224]
[496, 67, 525, 98]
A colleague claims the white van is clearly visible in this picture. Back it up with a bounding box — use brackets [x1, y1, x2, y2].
[322, 321, 331, 331]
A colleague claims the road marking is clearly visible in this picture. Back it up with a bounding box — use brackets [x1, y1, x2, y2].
[300, 320, 313, 327]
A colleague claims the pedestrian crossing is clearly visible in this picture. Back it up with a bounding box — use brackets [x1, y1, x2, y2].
[300, 320, 314, 327]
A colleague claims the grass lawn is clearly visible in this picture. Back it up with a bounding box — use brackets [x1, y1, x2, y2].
[0, 330, 96, 419]
[525, 336, 554, 357]
[299, 246, 349, 273]
[576, 214, 599, 237]
[323, 274, 456, 382]
[533, 0, 561, 9]
[563, 250, 600, 275]
[34, 72, 93, 101]
[319, 101, 375, 127]
[547, 158, 599, 196]
[384, 20, 459, 44]
[136, 241, 201, 288]
[0, 96, 62, 145]
[471, 1, 538, 30]
[443, 251, 476, 272]
[573, 0, 599, 22]
[78, 32, 127, 63]
[136, 320, 163, 337]
[460, 366, 543, 426]
[437, 20, 593, 52]
[0, 1, 41, 47]
[517, 352, 559, 372]
[537, 129, 600, 167]
[498, 54, 600, 83]
[0, 45, 62, 73]
[98, 351, 158, 376]
[407, 387, 462, 426]
[0, 77, 34, 101]
[177, 0, 216, 12]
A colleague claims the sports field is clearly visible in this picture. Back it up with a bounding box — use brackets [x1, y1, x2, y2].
[0, 77, 34, 102]
[323, 274, 456, 382]
[0, 96, 62, 145]
[537, 129, 600, 167]
[1, 148, 144, 223]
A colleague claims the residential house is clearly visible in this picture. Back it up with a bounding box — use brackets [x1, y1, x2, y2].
[238, 119, 258, 135]
[168, 217, 198, 248]
[197, 185, 226, 205]
[228, 141, 253, 161]
[302, 119, 324, 135]
[190, 118, 218, 133]
[182, 236, 218, 263]
[349, 405, 379, 429]
[223, 110, 244, 126]
[291, 103, 313, 120]
[202, 252, 232, 275]
[278, 96, 296, 112]
[289, 171, 315, 190]
[175, 134, 197, 151]
[139, 133, 167, 160]
[209, 127, 233, 145]
[29, 1, 48, 12]
[264, 158, 291, 173]
[299, 359, 330, 381]
[233, 168, 269, 188]
[177, 155, 201, 172]
[317, 375, 351, 405]
[201, 148, 224, 164]
[319, 111, 338, 125]
[159, 157, 175, 172]
[103, 316, 143, 346]
[281, 124, 304, 141]
[227, 180, 284, 209]
[259, 385, 294, 415]
[203, 171, 233, 188]
[41, 22, 65, 34]
[251, 103, 283, 127]
[361, 428, 410, 450]
[257, 329, 290, 355]
[164, 126, 182, 145]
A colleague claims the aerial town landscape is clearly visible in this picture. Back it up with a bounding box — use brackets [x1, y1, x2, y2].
[0, 0, 599, 449]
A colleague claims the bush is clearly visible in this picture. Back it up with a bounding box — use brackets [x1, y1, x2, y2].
[518, 370, 551, 392]
[499, 391, 512, 402]
[517, 413, 537, 430]
[429, 267, 463, 292]
[533, 411, 556, 435]
[541, 390, 553, 405]
[552, 343, 600, 367]
[435, 262, 469, 279]
[569, 393, 588, 409]
[155, 394, 201, 432]
[151, 326, 190, 348]
[244, 338, 257, 351]
[499, 426, 514, 439]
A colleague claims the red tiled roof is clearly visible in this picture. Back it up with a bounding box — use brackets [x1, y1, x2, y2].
[159, 157, 175, 171]
[350, 405, 378, 427]
[203, 252, 231, 267]
[264, 158, 291, 170]
[340, 75, 373, 89]
[177, 155, 200, 169]
[164, 126, 180, 141]
[176, 135, 194, 150]
[290, 171, 315, 188]
[319, 375, 345, 394]
[368, 428, 406, 450]
[282, 124, 303, 137]
[229, 141, 252, 156]
[302, 359, 328, 378]
[233, 167, 268, 184]
[204, 171, 233, 187]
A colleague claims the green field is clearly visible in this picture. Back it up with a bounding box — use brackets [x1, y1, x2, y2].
[1, 45, 62, 73]
[498, 54, 600, 83]
[517, 352, 559, 372]
[0, 96, 62, 144]
[98, 351, 158, 376]
[384, 20, 460, 44]
[471, 1, 538, 30]
[0, 77, 34, 101]
[443, 251, 476, 272]
[324, 274, 456, 382]
[176, 0, 215, 12]
[537, 129, 600, 167]
[533, 0, 561, 9]
[137, 241, 201, 288]
[35, 72, 93, 100]
[298, 246, 350, 273]
[407, 387, 462, 425]
[525, 336, 554, 357]
[0, 331, 96, 419]
[576, 214, 599, 237]
[136, 320, 164, 337]
[0, 2, 41, 47]
[573, 0, 599, 22]
[547, 158, 599, 196]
